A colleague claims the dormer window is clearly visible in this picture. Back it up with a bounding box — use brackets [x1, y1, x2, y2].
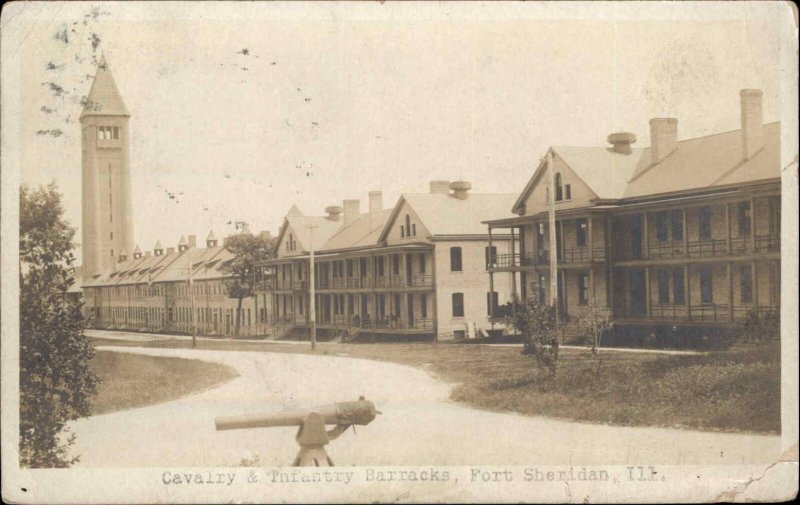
[97, 126, 119, 140]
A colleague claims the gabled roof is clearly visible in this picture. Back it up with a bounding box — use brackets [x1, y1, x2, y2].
[321, 209, 393, 252]
[511, 121, 781, 213]
[275, 214, 342, 253]
[380, 192, 518, 242]
[623, 121, 781, 198]
[83, 243, 233, 288]
[80, 54, 129, 119]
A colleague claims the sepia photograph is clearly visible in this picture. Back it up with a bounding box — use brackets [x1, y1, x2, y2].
[1, 1, 798, 503]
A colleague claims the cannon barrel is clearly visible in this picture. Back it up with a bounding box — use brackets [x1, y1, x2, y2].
[215, 399, 377, 431]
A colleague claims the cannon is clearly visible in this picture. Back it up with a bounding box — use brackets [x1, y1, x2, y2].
[215, 396, 379, 467]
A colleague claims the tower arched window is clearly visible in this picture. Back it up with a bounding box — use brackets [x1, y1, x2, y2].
[555, 173, 563, 202]
[405, 214, 411, 237]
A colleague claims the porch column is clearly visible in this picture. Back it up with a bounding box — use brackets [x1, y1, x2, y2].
[751, 261, 759, 312]
[488, 226, 494, 266]
[488, 226, 495, 318]
[645, 266, 652, 318]
[727, 262, 734, 321]
[750, 197, 757, 251]
[682, 208, 688, 256]
[606, 216, 614, 313]
[588, 215, 594, 261]
[511, 227, 518, 298]
[725, 203, 732, 254]
[642, 212, 649, 258]
[685, 265, 691, 320]
[510, 226, 517, 266]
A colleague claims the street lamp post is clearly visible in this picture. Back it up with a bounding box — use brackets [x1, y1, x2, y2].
[307, 224, 318, 351]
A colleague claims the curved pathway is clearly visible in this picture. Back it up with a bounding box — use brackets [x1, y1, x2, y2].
[69, 346, 780, 467]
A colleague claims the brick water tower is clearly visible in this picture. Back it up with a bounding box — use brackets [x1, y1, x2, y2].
[80, 55, 134, 280]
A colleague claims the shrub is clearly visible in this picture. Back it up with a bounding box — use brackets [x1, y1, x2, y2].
[510, 296, 560, 372]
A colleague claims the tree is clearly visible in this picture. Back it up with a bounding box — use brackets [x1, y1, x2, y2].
[19, 183, 98, 467]
[575, 302, 613, 356]
[510, 295, 560, 373]
[220, 232, 276, 336]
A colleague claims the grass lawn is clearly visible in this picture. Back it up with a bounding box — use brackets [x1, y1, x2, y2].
[90, 337, 780, 433]
[90, 350, 239, 415]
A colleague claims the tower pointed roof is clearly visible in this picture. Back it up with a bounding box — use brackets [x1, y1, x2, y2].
[133, 244, 142, 254]
[154, 240, 163, 250]
[206, 230, 217, 241]
[286, 204, 304, 217]
[80, 54, 129, 119]
[178, 235, 188, 246]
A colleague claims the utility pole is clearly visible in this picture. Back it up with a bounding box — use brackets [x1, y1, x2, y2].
[547, 150, 560, 336]
[308, 224, 318, 351]
[188, 248, 197, 348]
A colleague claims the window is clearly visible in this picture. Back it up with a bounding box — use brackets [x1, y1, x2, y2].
[405, 215, 411, 236]
[412, 224, 416, 236]
[450, 247, 462, 272]
[486, 291, 499, 316]
[393, 294, 401, 317]
[670, 210, 684, 241]
[554, 173, 563, 201]
[400, 225, 405, 238]
[740, 266, 753, 303]
[421, 294, 428, 318]
[453, 330, 466, 340]
[452, 293, 464, 317]
[484, 246, 497, 269]
[392, 255, 399, 275]
[419, 253, 426, 273]
[565, 184, 572, 200]
[377, 257, 385, 276]
[738, 202, 752, 235]
[699, 207, 712, 240]
[578, 272, 589, 305]
[655, 212, 668, 242]
[657, 269, 670, 304]
[700, 267, 713, 304]
[576, 219, 588, 247]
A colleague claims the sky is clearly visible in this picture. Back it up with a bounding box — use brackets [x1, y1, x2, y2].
[10, 1, 789, 262]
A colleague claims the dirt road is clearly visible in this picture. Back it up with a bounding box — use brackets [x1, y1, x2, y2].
[69, 346, 780, 467]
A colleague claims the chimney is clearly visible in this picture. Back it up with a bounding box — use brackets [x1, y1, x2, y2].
[325, 205, 343, 221]
[449, 181, 472, 200]
[188, 234, 197, 248]
[167, 247, 175, 254]
[343, 199, 360, 226]
[429, 180, 450, 194]
[368, 191, 383, 213]
[259, 230, 272, 241]
[741, 89, 763, 159]
[607, 132, 637, 155]
[144, 251, 152, 258]
[649, 118, 678, 164]
[206, 230, 218, 248]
